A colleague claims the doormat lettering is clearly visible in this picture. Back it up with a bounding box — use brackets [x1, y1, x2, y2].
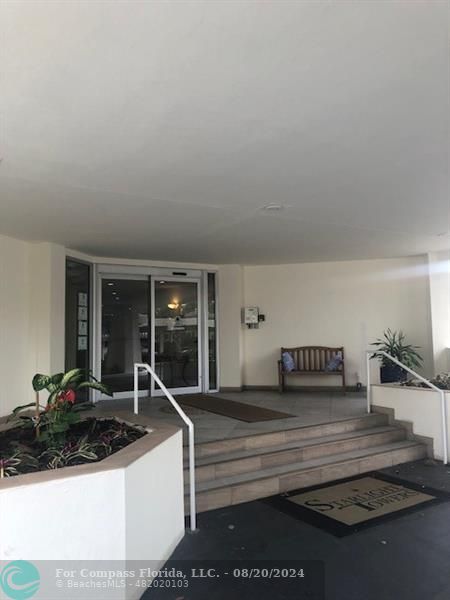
[266, 474, 449, 536]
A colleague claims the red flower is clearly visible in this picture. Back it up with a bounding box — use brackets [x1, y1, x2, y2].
[59, 389, 76, 404]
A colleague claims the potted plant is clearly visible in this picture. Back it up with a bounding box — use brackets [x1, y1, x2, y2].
[0, 370, 183, 570]
[371, 329, 423, 383]
[11, 368, 113, 444]
[1, 369, 150, 478]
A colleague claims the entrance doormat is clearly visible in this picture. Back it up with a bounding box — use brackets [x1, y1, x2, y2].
[178, 395, 295, 422]
[265, 473, 450, 536]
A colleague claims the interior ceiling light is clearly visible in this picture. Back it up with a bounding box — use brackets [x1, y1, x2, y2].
[107, 282, 115, 286]
[168, 299, 180, 310]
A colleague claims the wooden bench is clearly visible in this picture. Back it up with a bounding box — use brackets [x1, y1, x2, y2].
[278, 346, 346, 393]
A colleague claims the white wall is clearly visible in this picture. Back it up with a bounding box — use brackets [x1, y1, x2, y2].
[428, 250, 450, 374]
[0, 235, 33, 415]
[0, 235, 66, 417]
[218, 265, 244, 389]
[125, 431, 184, 560]
[243, 256, 433, 388]
[28, 242, 66, 377]
[0, 469, 126, 561]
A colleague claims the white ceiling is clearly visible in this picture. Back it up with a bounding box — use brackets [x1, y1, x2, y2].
[1, 0, 449, 264]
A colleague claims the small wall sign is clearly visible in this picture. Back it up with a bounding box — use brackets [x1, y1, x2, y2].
[78, 292, 88, 307]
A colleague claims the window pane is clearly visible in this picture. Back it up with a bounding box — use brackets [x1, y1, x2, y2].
[207, 272, 217, 390]
[154, 280, 199, 388]
[101, 279, 149, 393]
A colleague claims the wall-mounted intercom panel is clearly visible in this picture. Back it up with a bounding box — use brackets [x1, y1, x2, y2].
[242, 306, 265, 329]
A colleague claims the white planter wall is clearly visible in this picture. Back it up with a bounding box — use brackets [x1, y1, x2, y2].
[372, 384, 450, 461]
[0, 428, 184, 599]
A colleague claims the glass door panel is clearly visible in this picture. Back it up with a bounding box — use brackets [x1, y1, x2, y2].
[207, 272, 218, 390]
[152, 279, 201, 394]
[101, 278, 149, 394]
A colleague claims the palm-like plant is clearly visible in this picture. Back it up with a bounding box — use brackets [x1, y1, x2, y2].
[11, 369, 112, 443]
[370, 329, 423, 369]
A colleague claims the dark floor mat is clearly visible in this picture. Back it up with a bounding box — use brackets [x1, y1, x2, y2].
[178, 394, 295, 422]
[265, 472, 450, 536]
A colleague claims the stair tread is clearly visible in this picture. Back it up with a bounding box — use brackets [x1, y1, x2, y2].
[183, 413, 387, 449]
[186, 440, 424, 494]
[185, 425, 402, 467]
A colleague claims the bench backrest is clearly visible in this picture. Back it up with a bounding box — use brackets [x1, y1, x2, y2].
[281, 346, 344, 373]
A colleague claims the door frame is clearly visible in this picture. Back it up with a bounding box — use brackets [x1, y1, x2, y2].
[94, 266, 215, 400]
[202, 270, 219, 393]
[150, 275, 203, 396]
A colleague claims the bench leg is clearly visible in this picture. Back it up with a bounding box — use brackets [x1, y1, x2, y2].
[278, 365, 284, 393]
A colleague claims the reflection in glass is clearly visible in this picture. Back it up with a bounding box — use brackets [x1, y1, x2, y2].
[154, 281, 199, 389]
[101, 279, 149, 393]
[207, 273, 217, 390]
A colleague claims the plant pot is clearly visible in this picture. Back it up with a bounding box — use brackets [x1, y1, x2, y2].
[380, 365, 407, 383]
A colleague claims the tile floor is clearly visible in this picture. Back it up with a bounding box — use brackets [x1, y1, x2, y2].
[97, 390, 367, 443]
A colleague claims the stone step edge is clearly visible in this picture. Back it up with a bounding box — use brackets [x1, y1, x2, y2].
[185, 443, 426, 514]
[184, 440, 424, 494]
[183, 425, 403, 469]
[183, 413, 388, 454]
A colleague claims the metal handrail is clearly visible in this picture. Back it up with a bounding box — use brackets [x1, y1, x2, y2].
[366, 350, 448, 465]
[133, 362, 197, 532]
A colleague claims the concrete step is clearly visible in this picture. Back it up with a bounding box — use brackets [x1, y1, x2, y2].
[185, 426, 405, 483]
[184, 413, 389, 460]
[185, 440, 426, 514]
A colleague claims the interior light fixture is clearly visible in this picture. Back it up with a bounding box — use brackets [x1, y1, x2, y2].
[261, 203, 287, 212]
[168, 299, 180, 310]
[107, 282, 115, 286]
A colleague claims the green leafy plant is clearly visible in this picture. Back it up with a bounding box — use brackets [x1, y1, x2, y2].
[95, 422, 144, 456]
[0, 451, 39, 478]
[10, 369, 112, 444]
[370, 329, 423, 369]
[39, 437, 99, 469]
[0, 417, 145, 477]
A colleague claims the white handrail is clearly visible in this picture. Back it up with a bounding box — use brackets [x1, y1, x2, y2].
[366, 350, 448, 465]
[134, 362, 197, 532]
